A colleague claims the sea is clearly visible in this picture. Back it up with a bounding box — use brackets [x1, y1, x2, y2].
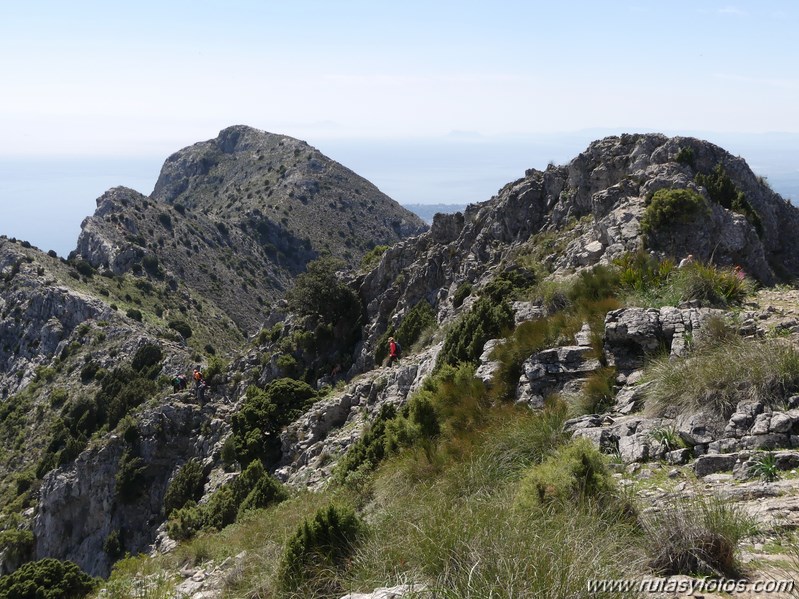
[1, 133, 797, 258]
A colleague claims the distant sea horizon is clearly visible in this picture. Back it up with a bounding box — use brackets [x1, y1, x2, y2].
[2, 132, 798, 257]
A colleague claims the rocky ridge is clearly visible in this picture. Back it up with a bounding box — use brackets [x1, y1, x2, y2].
[353, 133, 799, 372]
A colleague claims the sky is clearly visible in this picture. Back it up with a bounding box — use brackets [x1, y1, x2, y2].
[1, 1, 798, 255]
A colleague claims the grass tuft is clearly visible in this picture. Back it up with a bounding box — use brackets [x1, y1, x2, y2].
[643, 337, 799, 418]
[641, 495, 757, 578]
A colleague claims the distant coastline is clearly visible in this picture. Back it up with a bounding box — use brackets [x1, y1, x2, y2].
[403, 203, 468, 224]
[2, 132, 798, 257]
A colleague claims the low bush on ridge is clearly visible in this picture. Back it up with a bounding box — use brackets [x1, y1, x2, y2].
[515, 437, 621, 511]
[278, 504, 362, 595]
[640, 188, 711, 236]
[167, 460, 287, 541]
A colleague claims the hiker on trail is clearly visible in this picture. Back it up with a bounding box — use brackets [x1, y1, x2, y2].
[172, 373, 188, 393]
[387, 336, 400, 367]
[193, 367, 207, 402]
[678, 254, 694, 268]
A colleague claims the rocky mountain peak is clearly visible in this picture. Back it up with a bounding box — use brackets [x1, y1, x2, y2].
[354, 133, 799, 369]
[72, 126, 427, 334]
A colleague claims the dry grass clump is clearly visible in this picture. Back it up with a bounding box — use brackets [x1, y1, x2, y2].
[643, 336, 799, 418]
[641, 496, 757, 578]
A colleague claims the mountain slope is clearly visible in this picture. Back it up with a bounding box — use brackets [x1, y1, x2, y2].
[74, 126, 427, 334]
[5, 133, 799, 590]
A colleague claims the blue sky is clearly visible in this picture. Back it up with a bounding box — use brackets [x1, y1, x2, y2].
[1, 1, 798, 254]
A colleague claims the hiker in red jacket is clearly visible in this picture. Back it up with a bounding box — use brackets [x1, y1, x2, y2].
[387, 337, 400, 366]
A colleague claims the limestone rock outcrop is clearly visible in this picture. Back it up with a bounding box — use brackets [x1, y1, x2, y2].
[354, 133, 799, 374]
[33, 398, 232, 576]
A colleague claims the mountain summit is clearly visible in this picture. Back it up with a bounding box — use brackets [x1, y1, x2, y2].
[73, 125, 427, 333]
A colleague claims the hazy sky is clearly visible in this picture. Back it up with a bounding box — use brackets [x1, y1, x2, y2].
[2, 0, 798, 156]
[1, 1, 798, 255]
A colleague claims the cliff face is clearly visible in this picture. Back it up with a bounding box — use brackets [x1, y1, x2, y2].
[6, 132, 799, 581]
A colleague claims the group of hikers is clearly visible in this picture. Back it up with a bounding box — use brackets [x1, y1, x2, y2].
[172, 367, 208, 402]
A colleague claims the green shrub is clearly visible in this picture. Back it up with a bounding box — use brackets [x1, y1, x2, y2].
[482, 266, 537, 303]
[640, 188, 710, 235]
[103, 529, 124, 559]
[614, 250, 675, 293]
[675, 146, 695, 168]
[116, 450, 146, 503]
[166, 501, 204, 541]
[221, 435, 237, 467]
[395, 300, 436, 350]
[570, 367, 617, 416]
[203, 356, 227, 383]
[437, 297, 514, 369]
[125, 308, 143, 322]
[237, 471, 288, 517]
[0, 558, 96, 598]
[79, 361, 100, 383]
[230, 379, 318, 466]
[568, 264, 621, 305]
[33, 366, 56, 384]
[666, 261, 750, 307]
[696, 163, 762, 235]
[94, 365, 159, 430]
[334, 405, 397, 482]
[157, 213, 172, 230]
[131, 343, 162, 372]
[642, 496, 756, 577]
[278, 504, 362, 593]
[168, 319, 193, 339]
[286, 257, 362, 325]
[72, 259, 95, 278]
[163, 459, 206, 517]
[452, 282, 472, 308]
[750, 451, 780, 482]
[15, 470, 36, 495]
[516, 438, 617, 510]
[0, 529, 34, 564]
[649, 425, 686, 453]
[165, 459, 287, 540]
[384, 393, 441, 454]
[202, 485, 238, 531]
[360, 244, 389, 271]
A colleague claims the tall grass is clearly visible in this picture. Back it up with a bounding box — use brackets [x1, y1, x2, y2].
[489, 298, 618, 402]
[641, 495, 757, 578]
[643, 336, 799, 418]
[616, 252, 752, 308]
[346, 420, 642, 598]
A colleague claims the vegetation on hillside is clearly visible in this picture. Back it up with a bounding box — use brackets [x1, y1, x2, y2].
[2, 132, 794, 597]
